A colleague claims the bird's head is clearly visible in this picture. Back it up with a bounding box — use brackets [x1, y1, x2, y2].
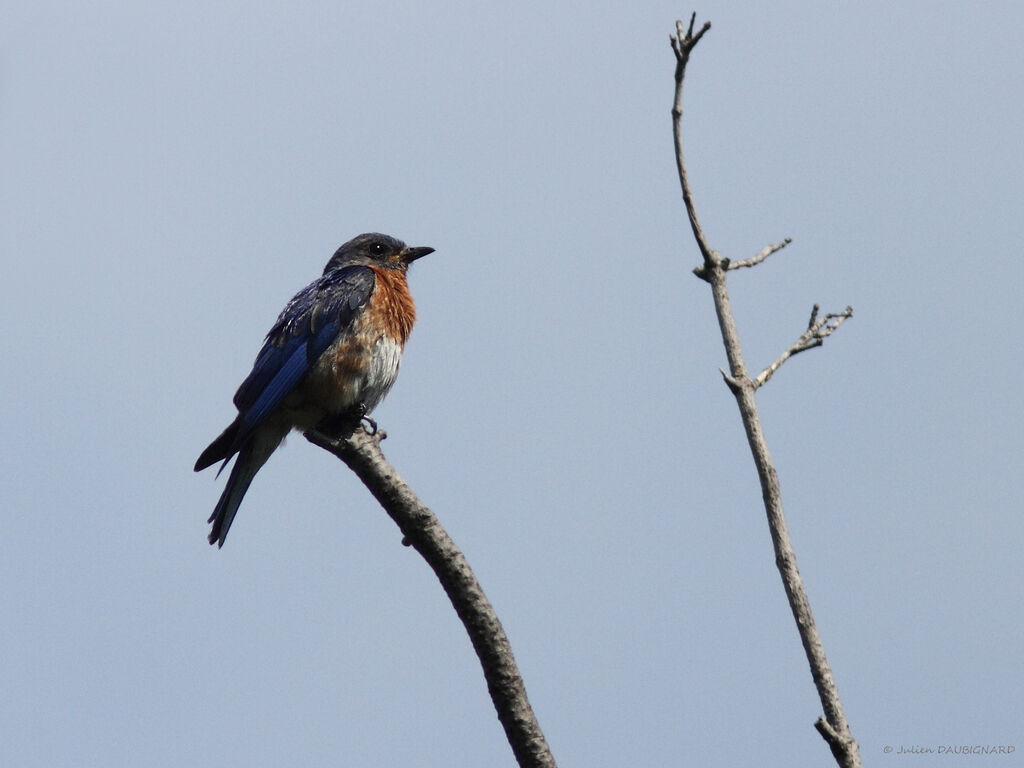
[324, 233, 434, 274]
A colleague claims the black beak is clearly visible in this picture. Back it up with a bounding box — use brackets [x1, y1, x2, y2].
[402, 246, 434, 263]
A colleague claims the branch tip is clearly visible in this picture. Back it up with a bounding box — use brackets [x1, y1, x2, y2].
[671, 16, 711, 60]
[808, 304, 820, 329]
[727, 237, 793, 271]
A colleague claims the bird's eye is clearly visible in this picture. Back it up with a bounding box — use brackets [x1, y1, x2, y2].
[369, 242, 387, 256]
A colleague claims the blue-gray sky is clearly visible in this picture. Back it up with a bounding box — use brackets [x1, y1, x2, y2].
[2, 1, 1021, 766]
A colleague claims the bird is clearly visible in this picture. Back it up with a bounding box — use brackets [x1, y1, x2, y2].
[195, 232, 433, 547]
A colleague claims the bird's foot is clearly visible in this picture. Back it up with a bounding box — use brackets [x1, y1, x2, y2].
[315, 404, 383, 441]
[315, 405, 364, 439]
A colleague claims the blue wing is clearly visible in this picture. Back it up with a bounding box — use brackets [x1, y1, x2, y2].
[233, 264, 375, 432]
[193, 265, 375, 473]
[195, 265, 375, 473]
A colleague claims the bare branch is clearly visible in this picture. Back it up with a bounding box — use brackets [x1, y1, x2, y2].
[727, 237, 793, 271]
[670, 14, 715, 271]
[670, 13, 712, 58]
[669, 17, 861, 768]
[305, 426, 557, 768]
[753, 305, 853, 389]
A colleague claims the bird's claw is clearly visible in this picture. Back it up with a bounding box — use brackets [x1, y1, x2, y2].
[315, 404, 366, 438]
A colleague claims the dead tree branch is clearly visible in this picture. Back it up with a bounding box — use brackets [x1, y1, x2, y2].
[670, 14, 862, 768]
[306, 425, 557, 768]
[754, 304, 854, 389]
[728, 237, 793, 271]
[671, 14, 714, 266]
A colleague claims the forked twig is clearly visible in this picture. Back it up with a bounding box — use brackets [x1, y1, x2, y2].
[754, 304, 854, 389]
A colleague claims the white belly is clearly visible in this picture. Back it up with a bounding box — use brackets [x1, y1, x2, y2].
[360, 335, 403, 413]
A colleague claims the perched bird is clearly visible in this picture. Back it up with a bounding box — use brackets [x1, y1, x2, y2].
[195, 232, 433, 547]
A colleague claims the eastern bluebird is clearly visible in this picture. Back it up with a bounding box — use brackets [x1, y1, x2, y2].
[195, 232, 433, 547]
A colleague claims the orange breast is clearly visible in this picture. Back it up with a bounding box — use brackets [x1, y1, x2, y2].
[368, 266, 417, 345]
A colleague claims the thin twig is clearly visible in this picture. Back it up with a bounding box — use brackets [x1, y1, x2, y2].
[753, 305, 853, 389]
[671, 13, 714, 271]
[306, 426, 557, 768]
[728, 237, 793, 270]
[670, 16, 862, 768]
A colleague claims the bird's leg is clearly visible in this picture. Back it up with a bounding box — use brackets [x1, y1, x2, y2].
[315, 403, 368, 438]
[351, 402, 379, 434]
